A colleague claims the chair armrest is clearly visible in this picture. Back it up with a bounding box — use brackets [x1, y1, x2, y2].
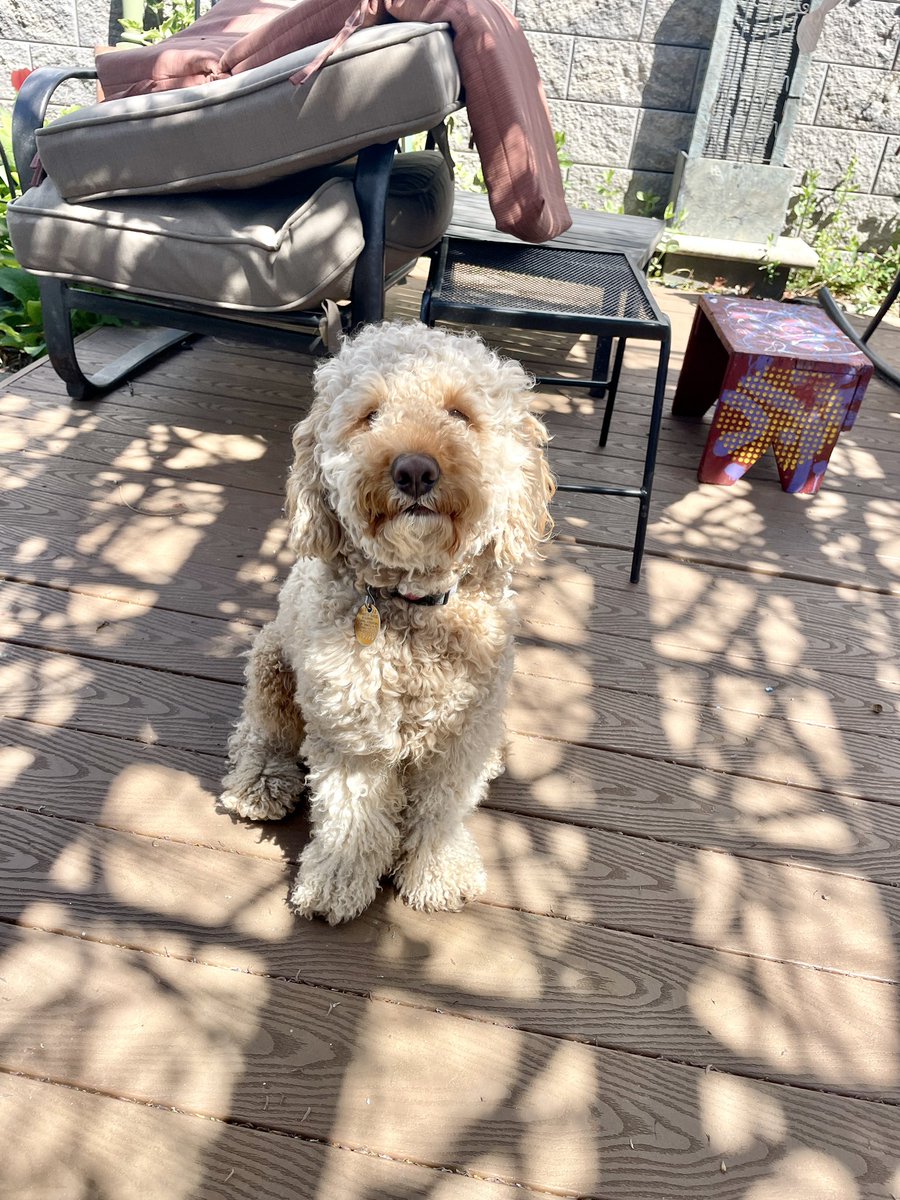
[12, 67, 99, 183]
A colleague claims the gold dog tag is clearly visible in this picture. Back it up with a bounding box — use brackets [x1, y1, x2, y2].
[354, 592, 381, 646]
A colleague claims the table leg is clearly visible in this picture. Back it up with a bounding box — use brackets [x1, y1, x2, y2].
[672, 305, 729, 418]
[589, 336, 612, 399]
[630, 330, 670, 583]
[599, 339, 626, 448]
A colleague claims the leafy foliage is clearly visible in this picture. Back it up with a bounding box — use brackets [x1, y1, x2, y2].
[786, 160, 900, 312]
[119, 0, 198, 45]
[1, 108, 120, 374]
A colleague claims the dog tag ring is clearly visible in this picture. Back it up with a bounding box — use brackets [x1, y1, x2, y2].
[354, 591, 381, 646]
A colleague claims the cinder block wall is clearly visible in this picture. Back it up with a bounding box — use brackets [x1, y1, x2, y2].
[1, 0, 897, 244]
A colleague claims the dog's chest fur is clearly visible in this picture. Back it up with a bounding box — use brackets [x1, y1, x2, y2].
[278, 562, 514, 761]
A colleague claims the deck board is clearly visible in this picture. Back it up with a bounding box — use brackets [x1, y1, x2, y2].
[1, 277, 899, 1199]
[2, 925, 898, 1198]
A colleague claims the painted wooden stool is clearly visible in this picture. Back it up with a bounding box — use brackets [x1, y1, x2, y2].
[673, 295, 873, 494]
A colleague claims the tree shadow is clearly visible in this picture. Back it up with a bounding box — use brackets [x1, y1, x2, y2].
[0, 290, 899, 1197]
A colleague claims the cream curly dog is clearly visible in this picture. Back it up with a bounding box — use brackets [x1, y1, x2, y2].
[220, 321, 553, 924]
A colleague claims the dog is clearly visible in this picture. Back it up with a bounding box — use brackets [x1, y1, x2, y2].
[220, 321, 554, 924]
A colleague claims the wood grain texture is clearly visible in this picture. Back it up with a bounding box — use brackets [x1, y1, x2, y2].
[7, 713, 900, 890]
[0, 643, 240, 754]
[0, 1074, 545, 1200]
[0, 924, 897, 1198]
[2, 807, 898, 1099]
[5, 715, 900, 982]
[0, 579, 254, 684]
[496, 732, 900, 886]
[507, 672, 900, 805]
[3, 293, 900, 1198]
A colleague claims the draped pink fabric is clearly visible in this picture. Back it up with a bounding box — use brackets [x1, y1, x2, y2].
[94, 0, 571, 242]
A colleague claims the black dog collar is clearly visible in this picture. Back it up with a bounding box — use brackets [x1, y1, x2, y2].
[386, 586, 454, 607]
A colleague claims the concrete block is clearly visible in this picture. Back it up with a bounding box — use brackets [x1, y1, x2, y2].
[0, 38, 32, 102]
[568, 38, 699, 111]
[631, 108, 694, 172]
[77, 0, 121, 49]
[786, 124, 887, 190]
[796, 60, 827, 125]
[671, 155, 797, 242]
[525, 31, 573, 99]
[516, 0, 642, 39]
[816, 64, 900, 134]
[0, 0, 76, 44]
[564, 164, 673, 215]
[662, 236, 818, 298]
[30, 42, 97, 106]
[842, 192, 900, 249]
[548, 99, 636, 166]
[641, 0, 718, 48]
[874, 136, 900, 196]
[689, 49, 708, 112]
[814, 1, 900, 69]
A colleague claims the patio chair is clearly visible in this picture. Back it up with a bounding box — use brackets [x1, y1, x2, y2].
[6, 22, 464, 401]
[7, 0, 571, 403]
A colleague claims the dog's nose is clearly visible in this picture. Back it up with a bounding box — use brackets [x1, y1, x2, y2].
[391, 453, 441, 498]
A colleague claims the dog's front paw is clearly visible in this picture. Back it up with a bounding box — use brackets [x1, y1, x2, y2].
[219, 758, 303, 822]
[289, 861, 378, 925]
[395, 828, 486, 913]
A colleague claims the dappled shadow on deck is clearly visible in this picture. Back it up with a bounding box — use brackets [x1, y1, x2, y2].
[0, 289, 899, 1197]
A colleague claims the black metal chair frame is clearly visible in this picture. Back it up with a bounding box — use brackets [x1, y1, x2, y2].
[11, 67, 405, 402]
[420, 239, 671, 584]
[819, 271, 900, 391]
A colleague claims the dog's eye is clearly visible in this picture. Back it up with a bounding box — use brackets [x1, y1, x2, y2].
[447, 408, 471, 425]
[362, 410, 379, 427]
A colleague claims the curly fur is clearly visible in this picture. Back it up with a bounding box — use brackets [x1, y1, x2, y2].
[220, 321, 554, 924]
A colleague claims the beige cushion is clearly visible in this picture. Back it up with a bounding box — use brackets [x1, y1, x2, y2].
[9, 152, 452, 313]
[37, 23, 460, 204]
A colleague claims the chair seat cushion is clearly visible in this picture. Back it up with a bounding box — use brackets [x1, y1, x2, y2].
[37, 23, 460, 204]
[9, 152, 452, 313]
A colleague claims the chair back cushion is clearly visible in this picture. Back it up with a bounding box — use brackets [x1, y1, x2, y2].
[38, 25, 460, 204]
[91, 0, 570, 243]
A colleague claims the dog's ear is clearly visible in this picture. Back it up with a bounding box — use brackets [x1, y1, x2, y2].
[284, 411, 344, 561]
[492, 412, 555, 570]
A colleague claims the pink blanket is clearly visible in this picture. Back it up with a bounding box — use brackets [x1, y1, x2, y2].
[96, 0, 571, 243]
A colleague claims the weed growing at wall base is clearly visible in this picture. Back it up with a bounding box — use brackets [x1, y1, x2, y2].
[786, 160, 900, 313]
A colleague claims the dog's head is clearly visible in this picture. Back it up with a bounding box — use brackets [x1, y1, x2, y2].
[285, 322, 554, 586]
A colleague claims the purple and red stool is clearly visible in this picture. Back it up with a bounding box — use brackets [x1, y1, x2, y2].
[673, 295, 873, 495]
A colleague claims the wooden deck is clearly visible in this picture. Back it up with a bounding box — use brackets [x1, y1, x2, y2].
[1, 271, 899, 1198]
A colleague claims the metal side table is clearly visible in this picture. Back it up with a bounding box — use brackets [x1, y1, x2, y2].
[420, 237, 671, 584]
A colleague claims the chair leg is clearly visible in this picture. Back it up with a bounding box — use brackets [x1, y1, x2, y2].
[349, 141, 397, 331]
[598, 337, 626, 448]
[589, 335, 612, 399]
[38, 279, 190, 402]
[629, 330, 670, 584]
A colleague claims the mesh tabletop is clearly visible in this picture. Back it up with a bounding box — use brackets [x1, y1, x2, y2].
[438, 241, 659, 324]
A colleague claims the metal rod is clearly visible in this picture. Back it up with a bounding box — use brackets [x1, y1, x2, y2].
[819, 287, 900, 390]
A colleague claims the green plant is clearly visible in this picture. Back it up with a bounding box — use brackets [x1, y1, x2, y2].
[594, 169, 620, 213]
[119, 0, 197, 45]
[554, 130, 573, 174]
[647, 202, 686, 280]
[0, 108, 43, 371]
[634, 188, 663, 219]
[0, 108, 121, 373]
[786, 159, 900, 312]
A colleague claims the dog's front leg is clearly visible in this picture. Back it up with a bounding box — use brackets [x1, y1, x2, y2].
[394, 749, 494, 913]
[220, 622, 305, 822]
[289, 743, 404, 925]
